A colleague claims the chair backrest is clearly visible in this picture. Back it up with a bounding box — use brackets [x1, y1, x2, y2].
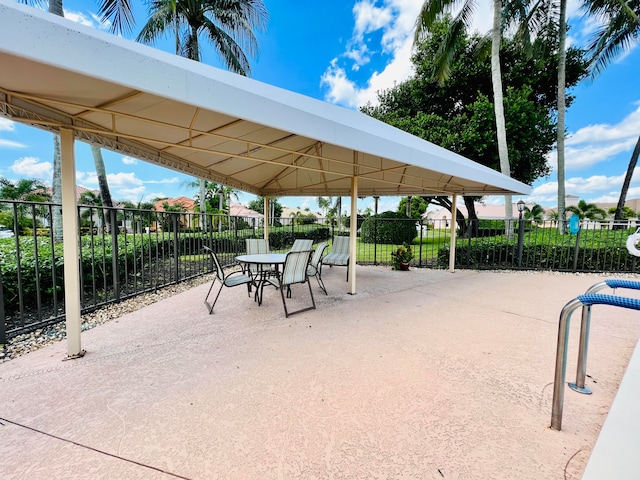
[309, 242, 328, 272]
[246, 238, 270, 255]
[204, 246, 225, 282]
[332, 236, 350, 254]
[281, 250, 313, 286]
[291, 239, 313, 252]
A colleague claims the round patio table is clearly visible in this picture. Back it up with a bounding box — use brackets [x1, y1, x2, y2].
[236, 253, 287, 305]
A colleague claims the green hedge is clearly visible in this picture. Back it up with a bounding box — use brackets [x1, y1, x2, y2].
[360, 212, 417, 245]
[1, 226, 332, 312]
[438, 238, 638, 271]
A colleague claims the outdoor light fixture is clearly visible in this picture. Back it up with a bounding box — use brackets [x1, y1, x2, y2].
[517, 199, 526, 214]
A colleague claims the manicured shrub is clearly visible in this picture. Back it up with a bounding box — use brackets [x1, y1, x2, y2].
[360, 211, 417, 245]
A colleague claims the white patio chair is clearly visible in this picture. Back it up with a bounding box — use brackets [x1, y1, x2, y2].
[291, 239, 313, 251]
[264, 250, 315, 317]
[245, 238, 276, 281]
[307, 242, 328, 294]
[322, 236, 350, 281]
[203, 246, 253, 314]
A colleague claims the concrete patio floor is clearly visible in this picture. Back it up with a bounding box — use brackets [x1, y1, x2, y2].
[1, 267, 640, 479]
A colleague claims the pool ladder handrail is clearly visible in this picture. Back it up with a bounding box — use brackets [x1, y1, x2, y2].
[551, 280, 640, 431]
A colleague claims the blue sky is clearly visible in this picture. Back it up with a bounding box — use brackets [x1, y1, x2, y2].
[1, 0, 639, 215]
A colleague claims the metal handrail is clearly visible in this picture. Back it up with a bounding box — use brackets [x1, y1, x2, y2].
[570, 280, 640, 394]
[551, 292, 640, 430]
[551, 297, 584, 431]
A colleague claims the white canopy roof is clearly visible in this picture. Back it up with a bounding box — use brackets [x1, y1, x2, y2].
[0, 2, 533, 357]
[0, 1, 530, 199]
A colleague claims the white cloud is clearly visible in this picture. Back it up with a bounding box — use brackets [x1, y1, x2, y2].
[107, 172, 144, 187]
[10, 157, 52, 180]
[116, 186, 146, 202]
[321, 0, 421, 108]
[146, 177, 180, 185]
[0, 118, 15, 132]
[528, 168, 640, 206]
[0, 139, 26, 148]
[63, 9, 111, 31]
[0, 119, 23, 148]
[122, 156, 138, 165]
[544, 102, 640, 173]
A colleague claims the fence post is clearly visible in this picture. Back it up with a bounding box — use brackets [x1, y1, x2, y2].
[110, 209, 120, 302]
[0, 271, 6, 345]
[373, 218, 378, 266]
[173, 214, 180, 281]
[573, 228, 582, 272]
[418, 219, 423, 267]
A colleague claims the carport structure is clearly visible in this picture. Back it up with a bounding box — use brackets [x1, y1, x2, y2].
[0, 1, 529, 358]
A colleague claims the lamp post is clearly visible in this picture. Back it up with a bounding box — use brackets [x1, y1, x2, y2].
[517, 200, 526, 268]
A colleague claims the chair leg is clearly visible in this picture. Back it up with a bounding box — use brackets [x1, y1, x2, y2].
[278, 283, 289, 317]
[278, 281, 316, 318]
[204, 280, 224, 314]
[315, 272, 327, 295]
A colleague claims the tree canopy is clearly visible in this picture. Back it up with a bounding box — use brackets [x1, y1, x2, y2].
[361, 16, 587, 190]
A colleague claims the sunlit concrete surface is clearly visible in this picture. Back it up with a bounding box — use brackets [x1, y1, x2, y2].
[1, 267, 639, 479]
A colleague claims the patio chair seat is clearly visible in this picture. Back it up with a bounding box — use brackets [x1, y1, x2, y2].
[322, 236, 350, 281]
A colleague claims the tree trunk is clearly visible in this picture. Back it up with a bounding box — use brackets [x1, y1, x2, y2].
[463, 197, 480, 237]
[90, 144, 113, 232]
[556, 0, 568, 234]
[49, 0, 63, 16]
[199, 178, 207, 233]
[49, 0, 64, 243]
[491, 0, 513, 236]
[614, 134, 640, 228]
[51, 134, 63, 242]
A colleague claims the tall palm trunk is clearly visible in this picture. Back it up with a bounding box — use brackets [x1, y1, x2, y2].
[491, 0, 513, 229]
[614, 134, 640, 227]
[199, 179, 207, 232]
[49, 0, 62, 16]
[49, 0, 64, 242]
[556, 0, 568, 234]
[90, 144, 113, 232]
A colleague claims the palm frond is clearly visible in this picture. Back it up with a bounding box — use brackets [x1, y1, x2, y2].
[98, 0, 135, 35]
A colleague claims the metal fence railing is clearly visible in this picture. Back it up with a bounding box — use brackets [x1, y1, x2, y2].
[2, 199, 638, 341]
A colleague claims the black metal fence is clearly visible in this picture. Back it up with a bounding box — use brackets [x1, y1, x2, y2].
[2, 199, 639, 342]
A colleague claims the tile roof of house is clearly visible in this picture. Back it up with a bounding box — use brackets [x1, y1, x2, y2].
[229, 203, 262, 217]
[153, 196, 196, 212]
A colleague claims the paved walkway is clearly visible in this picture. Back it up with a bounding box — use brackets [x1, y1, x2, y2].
[1, 267, 640, 479]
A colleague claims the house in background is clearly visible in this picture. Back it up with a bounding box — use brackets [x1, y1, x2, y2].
[229, 203, 263, 228]
[152, 196, 196, 231]
[424, 203, 531, 228]
[280, 207, 320, 226]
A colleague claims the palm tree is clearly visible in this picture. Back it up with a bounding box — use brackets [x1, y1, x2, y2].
[523, 203, 545, 222]
[136, 0, 268, 75]
[566, 199, 606, 221]
[317, 196, 331, 221]
[0, 177, 51, 230]
[137, 0, 266, 232]
[503, 0, 570, 233]
[0, 177, 50, 202]
[583, 0, 640, 226]
[415, 0, 513, 222]
[18, 0, 135, 241]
